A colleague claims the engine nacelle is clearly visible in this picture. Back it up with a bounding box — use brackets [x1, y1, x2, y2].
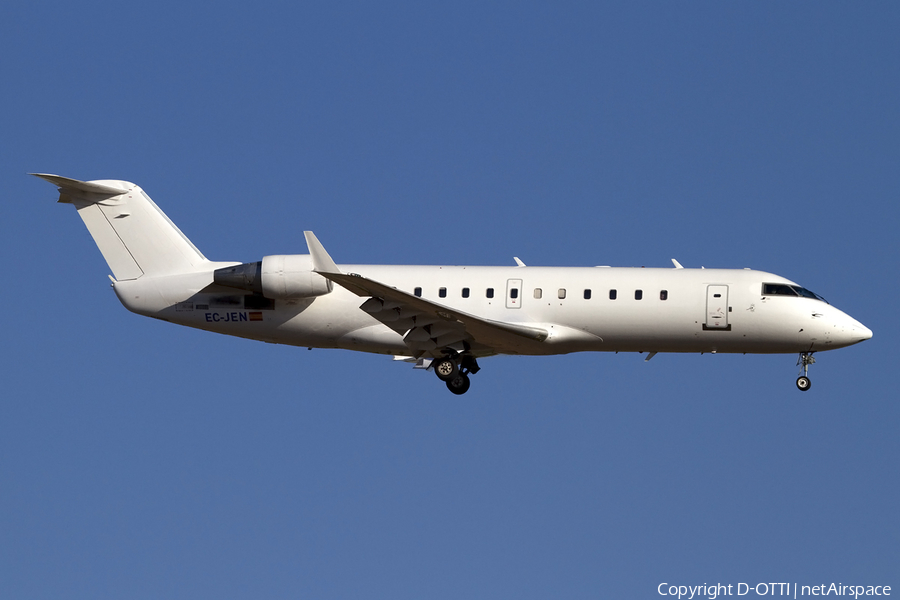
[213, 254, 333, 299]
[260, 254, 333, 299]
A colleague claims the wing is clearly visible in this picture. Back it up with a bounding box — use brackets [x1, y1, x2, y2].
[303, 232, 548, 358]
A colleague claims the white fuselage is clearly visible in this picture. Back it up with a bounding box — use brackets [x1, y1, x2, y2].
[112, 262, 872, 358]
[37, 173, 871, 393]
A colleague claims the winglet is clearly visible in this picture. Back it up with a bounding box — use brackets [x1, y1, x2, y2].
[304, 231, 340, 274]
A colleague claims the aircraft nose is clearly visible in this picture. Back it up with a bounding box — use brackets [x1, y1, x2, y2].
[837, 317, 872, 346]
[824, 311, 872, 348]
[851, 324, 873, 343]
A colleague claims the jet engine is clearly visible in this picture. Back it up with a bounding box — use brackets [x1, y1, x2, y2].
[213, 254, 332, 299]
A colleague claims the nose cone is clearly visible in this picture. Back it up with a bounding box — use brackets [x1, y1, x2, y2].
[850, 323, 873, 343]
[832, 313, 873, 348]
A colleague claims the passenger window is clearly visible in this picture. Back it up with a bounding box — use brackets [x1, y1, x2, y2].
[510, 288, 519, 299]
[486, 288, 494, 298]
[635, 289, 643, 300]
[660, 290, 668, 301]
[439, 287, 447, 298]
[584, 289, 591, 300]
[609, 289, 617, 300]
[462, 287, 470, 298]
[534, 288, 542, 299]
[414, 287, 422, 297]
[558, 288, 566, 299]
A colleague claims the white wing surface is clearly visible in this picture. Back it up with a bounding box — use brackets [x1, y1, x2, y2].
[323, 271, 548, 357]
[303, 231, 547, 358]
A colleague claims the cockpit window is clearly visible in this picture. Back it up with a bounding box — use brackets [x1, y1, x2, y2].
[762, 283, 828, 303]
[792, 286, 828, 303]
[763, 283, 796, 296]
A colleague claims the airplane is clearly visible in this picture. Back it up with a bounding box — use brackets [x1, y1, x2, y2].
[35, 173, 873, 395]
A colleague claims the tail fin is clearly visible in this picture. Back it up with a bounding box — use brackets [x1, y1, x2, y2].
[35, 174, 208, 280]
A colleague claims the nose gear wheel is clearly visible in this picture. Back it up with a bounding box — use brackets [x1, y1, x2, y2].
[796, 352, 815, 392]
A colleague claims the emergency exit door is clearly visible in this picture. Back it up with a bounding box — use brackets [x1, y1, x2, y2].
[705, 285, 730, 330]
[506, 279, 522, 309]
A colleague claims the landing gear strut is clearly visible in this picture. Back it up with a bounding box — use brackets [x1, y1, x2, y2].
[796, 352, 815, 391]
[433, 353, 479, 395]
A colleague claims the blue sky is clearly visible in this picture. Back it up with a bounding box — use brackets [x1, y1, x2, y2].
[1, 2, 897, 598]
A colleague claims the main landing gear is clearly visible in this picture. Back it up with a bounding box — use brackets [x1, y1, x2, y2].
[796, 351, 815, 391]
[432, 354, 480, 395]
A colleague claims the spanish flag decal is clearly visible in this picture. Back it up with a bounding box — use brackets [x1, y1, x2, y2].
[249, 312, 264, 321]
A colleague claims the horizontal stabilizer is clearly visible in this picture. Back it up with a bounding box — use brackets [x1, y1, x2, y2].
[32, 173, 130, 199]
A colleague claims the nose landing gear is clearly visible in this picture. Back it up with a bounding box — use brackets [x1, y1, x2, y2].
[796, 352, 815, 391]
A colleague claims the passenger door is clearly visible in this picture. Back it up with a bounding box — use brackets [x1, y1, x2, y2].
[705, 285, 729, 330]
